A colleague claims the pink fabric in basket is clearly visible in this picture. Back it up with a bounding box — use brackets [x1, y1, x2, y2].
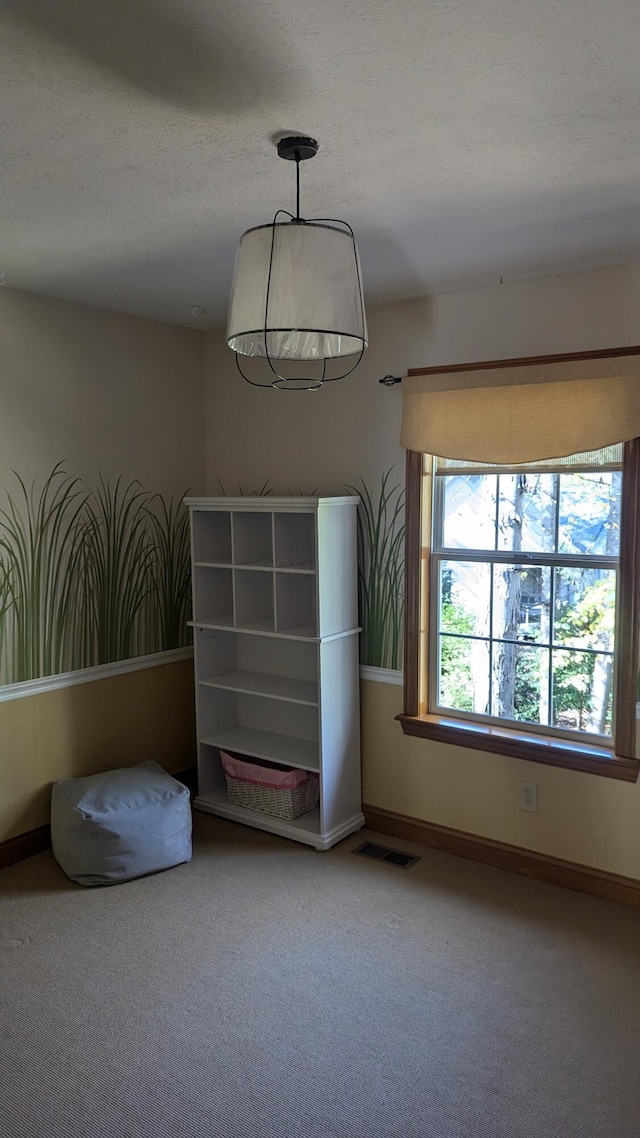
[220, 751, 313, 790]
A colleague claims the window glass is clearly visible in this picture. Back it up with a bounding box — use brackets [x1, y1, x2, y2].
[439, 636, 490, 715]
[558, 471, 621, 556]
[491, 565, 551, 645]
[554, 567, 616, 654]
[497, 474, 556, 554]
[491, 644, 549, 726]
[433, 461, 621, 740]
[440, 561, 491, 638]
[443, 474, 496, 550]
[552, 649, 614, 736]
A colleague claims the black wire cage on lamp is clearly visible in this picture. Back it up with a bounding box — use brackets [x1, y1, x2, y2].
[227, 136, 368, 391]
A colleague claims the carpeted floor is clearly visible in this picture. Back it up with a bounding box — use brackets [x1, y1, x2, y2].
[1, 814, 640, 1138]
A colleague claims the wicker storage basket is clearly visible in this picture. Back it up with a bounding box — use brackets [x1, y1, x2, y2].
[220, 751, 319, 821]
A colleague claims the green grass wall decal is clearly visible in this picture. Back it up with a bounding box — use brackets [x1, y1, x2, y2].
[346, 470, 405, 672]
[0, 464, 89, 682]
[0, 465, 191, 686]
[82, 475, 156, 665]
[146, 494, 191, 654]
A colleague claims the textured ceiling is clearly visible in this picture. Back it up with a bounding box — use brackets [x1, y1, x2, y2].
[2, 0, 640, 328]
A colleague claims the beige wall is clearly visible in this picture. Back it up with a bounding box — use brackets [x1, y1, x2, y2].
[1, 659, 196, 841]
[205, 260, 640, 879]
[0, 289, 205, 843]
[0, 287, 205, 495]
[204, 261, 640, 495]
[362, 680, 640, 879]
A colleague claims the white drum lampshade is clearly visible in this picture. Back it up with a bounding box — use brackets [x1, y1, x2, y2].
[226, 136, 368, 390]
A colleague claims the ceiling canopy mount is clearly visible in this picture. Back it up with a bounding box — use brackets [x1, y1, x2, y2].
[276, 135, 319, 164]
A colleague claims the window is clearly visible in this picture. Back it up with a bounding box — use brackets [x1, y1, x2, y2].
[399, 355, 640, 783]
[433, 453, 621, 742]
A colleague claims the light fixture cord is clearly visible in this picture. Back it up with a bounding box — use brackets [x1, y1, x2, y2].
[295, 150, 300, 220]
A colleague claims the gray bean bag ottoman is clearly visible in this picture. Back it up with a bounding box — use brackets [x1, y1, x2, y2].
[51, 760, 192, 886]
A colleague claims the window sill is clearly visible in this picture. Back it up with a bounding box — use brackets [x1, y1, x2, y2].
[396, 713, 639, 782]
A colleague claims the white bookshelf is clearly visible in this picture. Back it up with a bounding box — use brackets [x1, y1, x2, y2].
[185, 496, 364, 851]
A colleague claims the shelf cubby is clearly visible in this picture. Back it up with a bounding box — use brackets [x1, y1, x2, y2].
[197, 629, 318, 706]
[199, 690, 319, 772]
[234, 569, 274, 631]
[192, 510, 232, 564]
[201, 670, 317, 705]
[274, 512, 316, 570]
[233, 511, 273, 567]
[275, 572, 317, 637]
[197, 740, 322, 839]
[196, 785, 321, 840]
[193, 566, 234, 625]
[201, 726, 319, 772]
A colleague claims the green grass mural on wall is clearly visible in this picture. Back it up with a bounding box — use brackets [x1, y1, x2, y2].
[347, 470, 405, 671]
[0, 464, 191, 686]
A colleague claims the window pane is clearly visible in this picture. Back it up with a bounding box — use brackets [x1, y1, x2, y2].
[552, 649, 613, 737]
[558, 471, 622, 556]
[492, 565, 551, 644]
[440, 561, 491, 637]
[442, 474, 496, 550]
[492, 644, 549, 725]
[498, 473, 557, 553]
[439, 636, 490, 714]
[553, 568, 616, 654]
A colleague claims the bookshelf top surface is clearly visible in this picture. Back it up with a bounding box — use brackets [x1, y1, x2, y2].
[185, 496, 359, 510]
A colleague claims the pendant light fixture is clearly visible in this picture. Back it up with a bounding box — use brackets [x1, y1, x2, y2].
[227, 136, 368, 391]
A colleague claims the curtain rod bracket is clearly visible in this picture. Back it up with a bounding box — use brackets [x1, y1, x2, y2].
[379, 374, 402, 386]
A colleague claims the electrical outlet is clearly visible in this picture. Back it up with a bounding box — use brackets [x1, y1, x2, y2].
[520, 781, 538, 813]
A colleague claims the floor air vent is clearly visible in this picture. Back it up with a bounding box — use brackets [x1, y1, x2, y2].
[352, 841, 420, 869]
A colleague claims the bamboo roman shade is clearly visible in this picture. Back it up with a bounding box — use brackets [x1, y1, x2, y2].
[400, 355, 640, 463]
[435, 444, 624, 476]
